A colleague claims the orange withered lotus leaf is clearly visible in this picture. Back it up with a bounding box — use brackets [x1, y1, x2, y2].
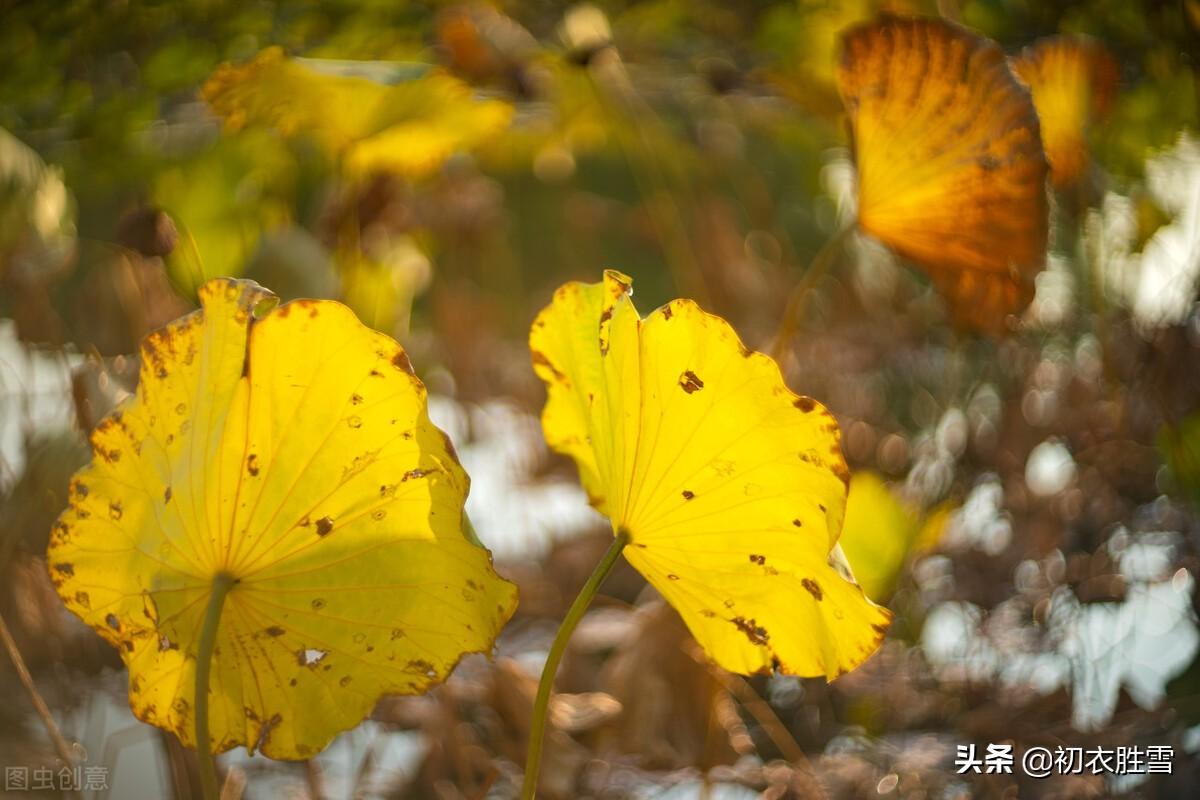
[1012, 36, 1119, 187]
[837, 15, 1049, 334]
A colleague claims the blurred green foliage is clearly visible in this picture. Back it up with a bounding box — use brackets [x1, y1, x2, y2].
[0, 0, 1196, 345]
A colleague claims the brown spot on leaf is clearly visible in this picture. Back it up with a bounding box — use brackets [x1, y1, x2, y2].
[339, 676, 352, 687]
[53, 563, 74, 577]
[402, 468, 429, 482]
[105, 613, 121, 631]
[795, 396, 816, 413]
[667, 573, 680, 581]
[405, 658, 436, 676]
[164, 486, 172, 503]
[247, 454, 259, 476]
[75, 591, 90, 609]
[802, 578, 823, 601]
[531, 350, 566, 382]
[681, 490, 695, 500]
[749, 554, 765, 565]
[265, 626, 286, 637]
[732, 616, 769, 646]
[315, 517, 334, 536]
[391, 350, 414, 374]
[311, 598, 326, 611]
[792, 519, 803, 527]
[679, 370, 704, 393]
[350, 393, 363, 405]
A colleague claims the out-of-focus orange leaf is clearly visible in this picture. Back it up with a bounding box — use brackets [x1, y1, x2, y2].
[1013, 36, 1119, 187]
[837, 15, 1049, 335]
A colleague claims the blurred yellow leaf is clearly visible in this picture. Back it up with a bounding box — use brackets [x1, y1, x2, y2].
[1013, 36, 1119, 187]
[335, 232, 431, 335]
[530, 270, 890, 679]
[838, 471, 949, 601]
[154, 131, 294, 295]
[0, 127, 76, 280]
[837, 16, 1049, 334]
[838, 472, 915, 601]
[203, 47, 513, 179]
[46, 279, 517, 759]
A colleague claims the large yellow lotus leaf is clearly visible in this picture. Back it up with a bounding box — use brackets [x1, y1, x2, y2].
[202, 47, 513, 179]
[1012, 36, 1119, 187]
[46, 279, 517, 759]
[530, 271, 890, 679]
[837, 16, 1049, 334]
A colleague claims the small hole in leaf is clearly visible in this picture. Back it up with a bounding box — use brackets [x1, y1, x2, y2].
[298, 648, 328, 666]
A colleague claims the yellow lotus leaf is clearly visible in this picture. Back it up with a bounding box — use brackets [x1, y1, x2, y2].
[46, 278, 517, 759]
[1012, 36, 1119, 187]
[202, 47, 513, 179]
[837, 15, 1049, 334]
[530, 271, 890, 679]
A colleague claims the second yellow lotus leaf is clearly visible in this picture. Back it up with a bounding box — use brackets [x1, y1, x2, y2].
[531, 271, 890, 680]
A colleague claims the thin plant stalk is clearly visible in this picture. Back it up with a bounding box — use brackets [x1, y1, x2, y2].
[769, 225, 854, 363]
[520, 530, 629, 799]
[0, 610, 77, 766]
[197, 572, 236, 800]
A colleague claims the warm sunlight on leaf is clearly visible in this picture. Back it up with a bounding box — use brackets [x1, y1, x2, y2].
[837, 15, 1049, 334]
[530, 271, 890, 679]
[202, 47, 513, 179]
[838, 471, 948, 601]
[45, 279, 517, 759]
[1012, 36, 1119, 187]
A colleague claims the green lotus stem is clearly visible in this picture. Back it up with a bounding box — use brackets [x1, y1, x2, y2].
[197, 572, 236, 800]
[521, 529, 629, 799]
